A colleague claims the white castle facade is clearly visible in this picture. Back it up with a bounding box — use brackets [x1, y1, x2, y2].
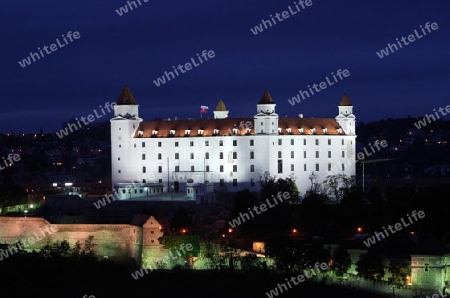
[110, 85, 356, 200]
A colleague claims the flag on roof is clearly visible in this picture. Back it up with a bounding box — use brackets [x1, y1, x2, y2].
[200, 106, 209, 113]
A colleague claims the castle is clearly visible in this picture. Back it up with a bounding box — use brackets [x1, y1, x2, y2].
[110, 85, 357, 200]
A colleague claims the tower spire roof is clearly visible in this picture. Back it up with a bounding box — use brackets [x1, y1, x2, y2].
[339, 93, 352, 106]
[117, 85, 137, 105]
[258, 89, 275, 104]
[215, 99, 227, 111]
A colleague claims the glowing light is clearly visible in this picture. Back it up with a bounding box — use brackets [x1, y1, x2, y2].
[356, 226, 363, 233]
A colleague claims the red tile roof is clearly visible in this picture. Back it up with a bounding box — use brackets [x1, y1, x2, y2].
[133, 117, 345, 138]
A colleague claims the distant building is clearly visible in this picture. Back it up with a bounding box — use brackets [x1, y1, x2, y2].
[110, 85, 356, 198]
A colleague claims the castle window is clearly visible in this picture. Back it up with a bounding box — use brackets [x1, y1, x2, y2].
[291, 151, 294, 158]
[328, 163, 331, 171]
[175, 153, 179, 159]
[219, 140, 223, 146]
[316, 151, 319, 158]
[190, 141, 194, 146]
[118, 170, 121, 173]
[303, 139, 306, 145]
[158, 142, 161, 147]
[315, 139, 319, 145]
[205, 152, 209, 159]
[278, 151, 282, 158]
[175, 141, 179, 147]
[291, 139, 294, 145]
[220, 152, 223, 159]
[250, 140, 254, 146]
[328, 151, 331, 158]
[342, 151, 345, 158]
[191, 166, 194, 172]
[316, 164, 319, 171]
[342, 139, 344, 145]
[304, 164, 307, 171]
[278, 139, 282, 145]
[118, 157, 120, 161]
[205, 141, 209, 146]
[304, 151, 307, 158]
[190, 153, 194, 159]
[220, 165, 224, 172]
[220, 179, 224, 186]
[175, 166, 179, 172]
[158, 153, 162, 160]
[142, 154, 146, 160]
[233, 165, 237, 172]
[233, 140, 237, 146]
[233, 152, 237, 159]
[250, 165, 254, 172]
[328, 139, 331, 145]
[251, 178, 255, 186]
[278, 160, 283, 173]
[158, 166, 162, 173]
[250, 152, 254, 159]
[342, 163, 345, 171]
[291, 164, 294, 171]
[206, 165, 210, 172]
[233, 179, 237, 187]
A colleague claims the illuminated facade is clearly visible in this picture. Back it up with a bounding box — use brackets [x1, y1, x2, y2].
[110, 85, 356, 199]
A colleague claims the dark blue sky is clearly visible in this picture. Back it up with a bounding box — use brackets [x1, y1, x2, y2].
[2, 0, 449, 134]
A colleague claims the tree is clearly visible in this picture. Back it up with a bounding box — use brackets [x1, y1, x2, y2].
[260, 172, 299, 204]
[308, 172, 321, 194]
[240, 253, 267, 271]
[330, 245, 351, 277]
[356, 251, 385, 280]
[323, 174, 355, 203]
[159, 235, 200, 259]
[388, 259, 410, 287]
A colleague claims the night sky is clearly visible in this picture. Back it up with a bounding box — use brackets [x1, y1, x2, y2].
[2, 0, 449, 134]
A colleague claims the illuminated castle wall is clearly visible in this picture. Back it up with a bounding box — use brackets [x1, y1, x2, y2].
[0, 216, 163, 267]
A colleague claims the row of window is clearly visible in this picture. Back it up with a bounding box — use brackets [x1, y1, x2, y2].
[137, 138, 346, 148]
[138, 150, 346, 161]
[135, 163, 346, 174]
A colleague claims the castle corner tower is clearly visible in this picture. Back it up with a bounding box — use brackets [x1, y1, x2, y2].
[110, 85, 143, 186]
[254, 89, 279, 134]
